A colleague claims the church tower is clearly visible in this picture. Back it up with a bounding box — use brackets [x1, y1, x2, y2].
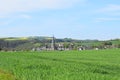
[51, 35, 56, 50]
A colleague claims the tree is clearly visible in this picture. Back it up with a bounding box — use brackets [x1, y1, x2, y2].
[103, 41, 112, 49]
[103, 42, 112, 46]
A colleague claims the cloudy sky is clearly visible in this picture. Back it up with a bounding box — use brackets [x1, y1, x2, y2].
[0, 0, 120, 40]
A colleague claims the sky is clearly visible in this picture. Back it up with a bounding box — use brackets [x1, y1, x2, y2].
[0, 0, 120, 40]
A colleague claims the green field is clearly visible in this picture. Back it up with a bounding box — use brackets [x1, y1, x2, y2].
[0, 49, 120, 80]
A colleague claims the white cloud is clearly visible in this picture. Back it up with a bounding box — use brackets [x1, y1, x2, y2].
[95, 4, 120, 22]
[98, 4, 120, 13]
[19, 14, 32, 19]
[95, 17, 120, 22]
[0, 14, 31, 19]
[0, 21, 12, 25]
[0, 0, 85, 14]
[0, 16, 7, 18]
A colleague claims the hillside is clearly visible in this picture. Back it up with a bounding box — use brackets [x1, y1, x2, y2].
[0, 36, 120, 51]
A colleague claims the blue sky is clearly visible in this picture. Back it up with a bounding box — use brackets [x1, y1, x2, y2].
[0, 0, 120, 40]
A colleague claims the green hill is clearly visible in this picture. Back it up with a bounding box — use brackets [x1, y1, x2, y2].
[0, 36, 120, 51]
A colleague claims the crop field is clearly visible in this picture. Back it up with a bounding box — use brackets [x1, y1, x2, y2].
[0, 49, 120, 80]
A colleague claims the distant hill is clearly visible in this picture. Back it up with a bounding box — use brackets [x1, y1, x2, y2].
[0, 36, 120, 51]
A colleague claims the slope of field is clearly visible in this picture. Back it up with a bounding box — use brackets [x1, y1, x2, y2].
[0, 49, 120, 80]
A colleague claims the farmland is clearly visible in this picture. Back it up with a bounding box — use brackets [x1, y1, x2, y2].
[0, 49, 120, 80]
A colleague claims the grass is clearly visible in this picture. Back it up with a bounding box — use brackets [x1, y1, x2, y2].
[0, 69, 16, 80]
[4, 37, 28, 41]
[0, 49, 120, 80]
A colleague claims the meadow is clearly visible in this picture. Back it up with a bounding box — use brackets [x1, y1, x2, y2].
[0, 49, 120, 80]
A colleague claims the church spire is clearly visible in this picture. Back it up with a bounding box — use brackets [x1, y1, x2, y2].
[51, 35, 55, 50]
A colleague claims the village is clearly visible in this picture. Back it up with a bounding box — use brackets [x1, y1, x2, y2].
[31, 36, 115, 51]
[0, 36, 119, 52]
